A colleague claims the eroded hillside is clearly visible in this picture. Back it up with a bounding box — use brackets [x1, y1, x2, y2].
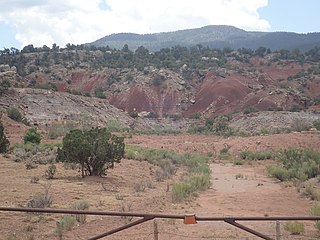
[0, 45, 320, 129]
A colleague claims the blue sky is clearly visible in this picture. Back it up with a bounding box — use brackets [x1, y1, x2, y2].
[0, 0, 319, 49]
[258, 0, 320, 33]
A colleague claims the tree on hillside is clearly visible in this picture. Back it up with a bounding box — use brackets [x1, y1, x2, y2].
[57, 127, 125, 177]
[24, 127, 41, 144]
[0, 120, 9, 153]
[0, 79, 11, 95]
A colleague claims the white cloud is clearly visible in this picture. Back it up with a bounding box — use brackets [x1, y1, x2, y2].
[0, 0, 270, 48]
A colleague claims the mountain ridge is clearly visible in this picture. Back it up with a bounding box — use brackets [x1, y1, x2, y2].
[88, 25, 320, 51]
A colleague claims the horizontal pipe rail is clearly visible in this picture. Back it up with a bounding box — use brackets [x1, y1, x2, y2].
[2, 207, 320, 240]
[1, 207, 320, 221]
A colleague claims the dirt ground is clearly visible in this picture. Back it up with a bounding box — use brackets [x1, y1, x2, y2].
[0, 131, 320, 240]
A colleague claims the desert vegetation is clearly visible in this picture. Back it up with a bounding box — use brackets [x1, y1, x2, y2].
[0, 28, 320, 239]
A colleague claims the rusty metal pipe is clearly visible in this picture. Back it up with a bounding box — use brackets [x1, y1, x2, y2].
[1, 207, 320, 221]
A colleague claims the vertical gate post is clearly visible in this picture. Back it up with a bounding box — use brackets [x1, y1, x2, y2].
[276, 221, 281, 240]
[154, 220, 159, 240]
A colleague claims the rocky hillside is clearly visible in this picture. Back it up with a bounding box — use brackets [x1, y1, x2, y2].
[0, 44, 319, 133]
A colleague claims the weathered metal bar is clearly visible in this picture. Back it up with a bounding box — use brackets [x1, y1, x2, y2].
[88, 216, 155, 240]
[0, 207, 185, 219]
[1, 207, 320, 221]
[224, 218, 274, 240]
[1, 207, 320, 240]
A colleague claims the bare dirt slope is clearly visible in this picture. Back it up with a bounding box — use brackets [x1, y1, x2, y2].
[0, 132, 320, 239]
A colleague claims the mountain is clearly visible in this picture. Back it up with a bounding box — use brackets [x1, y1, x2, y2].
[89, 25, 320, 51]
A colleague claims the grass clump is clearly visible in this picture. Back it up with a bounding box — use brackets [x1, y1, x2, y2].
[219, 147, 232, 160]
[171, 154, 211, 202]
[266, 165, 289, 182]
[284, 221, 305, 235]
[125, 145, 211, 202]
[311, 204, 320, 232]
[240, 150, 273, 161]
[72, 199, 90, 223]
[27, 183, 53, 208]
[55, 215, 76, 239]
[301, 184, 320, 201]
[172, 173, 210, 202]
[267, 148, 320, 181]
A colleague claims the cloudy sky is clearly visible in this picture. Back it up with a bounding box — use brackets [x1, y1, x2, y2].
[0, 0, 319, 49]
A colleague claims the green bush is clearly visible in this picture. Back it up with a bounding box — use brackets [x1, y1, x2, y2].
[0, 121, 9, 153]
[219, 147, 233, 160]
[45, 164, 57, 179]
[266, 165, 289, 181]
[0, 79, 11, 95]
[7, 107, 23, 122]
[189, 113, 201, 119]
[57, 127, 125, 177]
[272, 148, 320, 181]
[289, 105, 301, 112]
[284, 221, 304, 235]
[240, 150, 273, 160]
[243, 106, 256, 114]
[311, 204, 320, 232]
[55, 215, 76, 238]
[172, 173, 210, 202]
[313, 120, 320, 131]
[311, 204, 320, 216]
[72, 200, 90, 223]
[24, 127, 41, 144]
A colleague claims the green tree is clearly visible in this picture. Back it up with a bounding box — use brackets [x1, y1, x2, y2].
[7, 107, 22, 122]
[57, 127, 125, 177]
[24, 127, 41, 144]
[0, 120, 9, 153]
[0, 79, 11, 95]
[255, 46, 266, 57]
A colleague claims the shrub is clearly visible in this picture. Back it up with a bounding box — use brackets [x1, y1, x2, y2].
[291, 118, 311, 132]
[129, 112, 138, 118]
[72, 200, 90, 223]
[240, 150, 273, 160]
[55, 215, 76, 238]
[289, 105, 301, 112]
[0, 79, 11, 95]
[0, 120, 9, 153]
[152, 74, 164, 86]
[27, 184, 53, 208]
[243, 106, 256, 114]
[302, 184, 320, 200]
[24, 127, 41, 144]
[45, 164, 57, 179]
[94, 87, 106, 99]
[189, 113, 201, 119]
[313, 120, 320, 131]
[7, 107, 23, 122]
[311, 204, 320, 232]
[172, 173, 210, 202]
[134, 182, 146, 192]
[311, 204, 320, 216]
[266, 165, 289, 181]
[284, 221, 304, 235]
[219, 147, 232, 160]
[272, 148, 320, 181]
[57, 127, 125, 177]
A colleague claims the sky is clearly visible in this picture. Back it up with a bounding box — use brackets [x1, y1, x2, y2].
[0, 0, 319, 49]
